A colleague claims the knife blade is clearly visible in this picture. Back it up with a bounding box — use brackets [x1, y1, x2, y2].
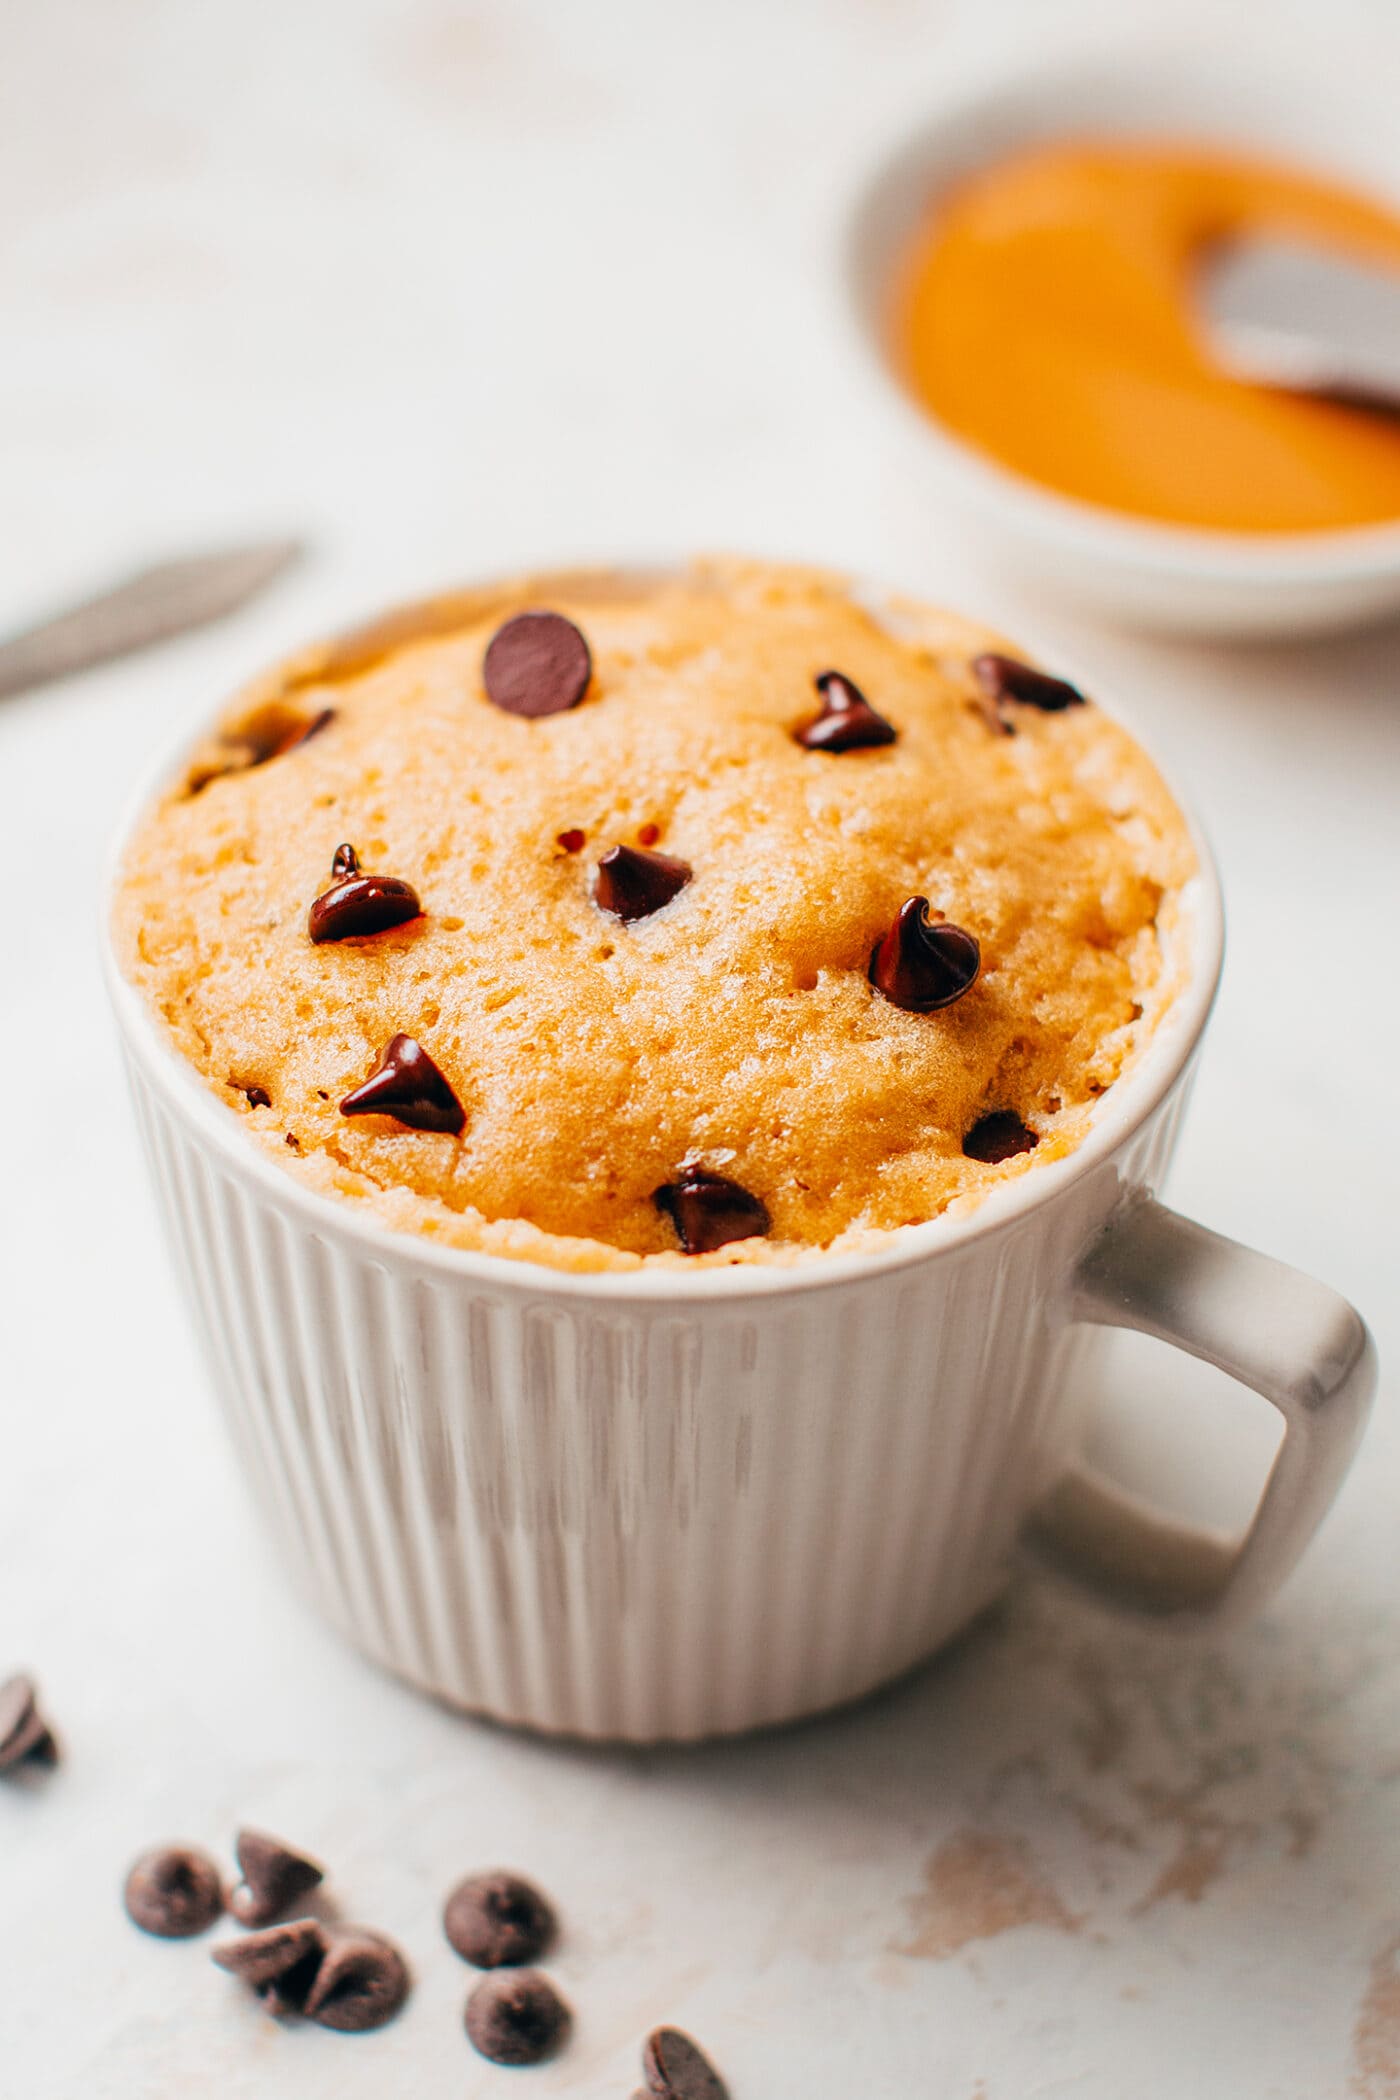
[1198, 237, 1400, 414]
[0, 539, 304, 701]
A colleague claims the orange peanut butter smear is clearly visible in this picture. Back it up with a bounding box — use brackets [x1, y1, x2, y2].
[895, 142, 1400, 533]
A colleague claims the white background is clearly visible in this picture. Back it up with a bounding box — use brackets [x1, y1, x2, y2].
[2, 1, 1398, 2094]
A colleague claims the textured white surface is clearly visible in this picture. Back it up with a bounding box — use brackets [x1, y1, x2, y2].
[2, 1, 1398, 2094]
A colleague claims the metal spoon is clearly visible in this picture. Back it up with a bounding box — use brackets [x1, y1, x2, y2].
[1199, 235, 1400, 414]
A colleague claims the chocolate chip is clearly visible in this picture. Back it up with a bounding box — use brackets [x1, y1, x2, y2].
[643, 2026, 730, 2100]
[972, 652, 1085, 734]
[444, 1870, 556, 1969]
[795, 669, 897, 753]
[465, 1969, 570, 2065]
[124, 1845, 224, 1938]
[331, 842, 360, 879]
[0, 1674, 57, 1771]
[213, 1918, 325, 2013]
[242, 1084, 272, 1110]
[304, 1926, 411, 2033]
[869, 898, 980, 1013]
[229, 1828, 325, 1928]
[242, 706, 336, 765]
[302, 706, 334, 744]
[185, 704, 335, 795]
[654, 1168, 771, 1254]
[339, 1034, 466, 1135]
[595, 844, 693, 922]
[308, 872, 423, 943]
[963, 1110, 1039, 1163]
[483, 611, 592, 718]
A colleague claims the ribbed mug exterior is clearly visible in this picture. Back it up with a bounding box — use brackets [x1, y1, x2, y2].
[116, 1007, 1192, 1742]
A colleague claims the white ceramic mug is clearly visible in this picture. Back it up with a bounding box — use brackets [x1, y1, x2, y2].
[104, 581, 1376, 1743]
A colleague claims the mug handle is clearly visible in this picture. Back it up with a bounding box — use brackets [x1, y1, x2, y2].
[1029, 1194, 1376, 1627]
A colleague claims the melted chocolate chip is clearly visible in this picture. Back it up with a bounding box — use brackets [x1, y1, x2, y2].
[465, 1969, 571, 2065]
[795, 670, 897, 753]
[444, 1870, 556, 1970]
[242, 1084, 272, 1110]
[298, 706, 335, 746]
[654, 1168, 771, 1254]
[242, 706, 335, 766]
[331, 842, 360, 879]
[339, 1034, 466, 1135]
[963, 1110, 1039, 1163]
[229, 1828, 325, 1928]
[213, 1918, 325, 2012]
[595, 844, 692, 922]
[644, 2027, 731, 2100]
[124, 1845, 224, 1939]
[308, 872, 423, 943]
[869, 898, 980, 1013]
[184, 705, 335, 795]
[972, 653, 1085, 734]
[0, 1674, 57, 1771]
[304, 1927, 411, 2033]
[483, 611, 592, 718]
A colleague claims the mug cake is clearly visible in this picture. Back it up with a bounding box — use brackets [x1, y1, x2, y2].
[113, 559, 1195, 1273]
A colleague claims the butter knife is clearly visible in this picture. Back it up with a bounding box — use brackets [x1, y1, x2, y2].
[0, 539, 303, 701]
[1199, 236, 1400, 414]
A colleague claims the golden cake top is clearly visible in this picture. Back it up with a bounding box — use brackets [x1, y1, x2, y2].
[114, 559, 1195, 1271]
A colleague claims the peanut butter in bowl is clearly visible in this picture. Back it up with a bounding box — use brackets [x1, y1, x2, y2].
[893, 139, 1400, 535]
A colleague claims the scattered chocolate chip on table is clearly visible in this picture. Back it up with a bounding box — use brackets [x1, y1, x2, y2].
[229, 1827, 325, 1927]
[444, 1868, 557, 1969]
[465, 1968, 571, 2065]
[214, 1918, 409, 2031]
[124, 1844, 224, 1938]
[0, 1673, 59, 1772]
[303, 1926, 411, 2033]
[643, 2024, 731, 2100]
[213, 1918, 326, 2015]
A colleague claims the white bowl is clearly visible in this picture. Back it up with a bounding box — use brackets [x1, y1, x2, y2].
[845, 49, 1400, 637]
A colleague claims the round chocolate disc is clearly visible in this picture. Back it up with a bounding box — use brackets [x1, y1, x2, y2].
[483, 611, 592, 718]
